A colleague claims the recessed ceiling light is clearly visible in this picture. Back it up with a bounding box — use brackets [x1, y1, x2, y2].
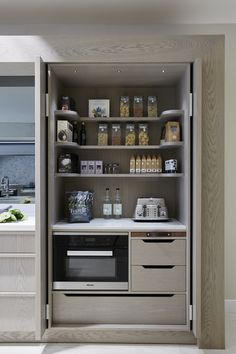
[117, 69, 121, 73]
[162, 69, 165, 73]
[74, 68, 78, 73]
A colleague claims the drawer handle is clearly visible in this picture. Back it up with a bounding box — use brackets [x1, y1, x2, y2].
[142, 239, 175, 243]
[142, 265, 175, 269]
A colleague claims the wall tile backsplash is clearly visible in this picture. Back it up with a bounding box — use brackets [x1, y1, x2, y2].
[0, 156, 35, 186]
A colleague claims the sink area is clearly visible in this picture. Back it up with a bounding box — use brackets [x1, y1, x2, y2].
[0, 196, 35, 204]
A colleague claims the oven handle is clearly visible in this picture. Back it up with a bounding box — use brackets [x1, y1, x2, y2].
[67, 250, 113, 257]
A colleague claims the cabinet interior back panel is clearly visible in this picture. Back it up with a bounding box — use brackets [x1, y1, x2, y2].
[64, 87, 177, 117]
[55, 178, 178, 220]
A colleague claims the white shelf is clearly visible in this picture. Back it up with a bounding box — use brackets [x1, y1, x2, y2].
[55, 110, 79, 120]
[55, 142, 184, 149]
[55, 173, 184, 178]
[52, 218, 187, 233]
[54, 109, 184, 123]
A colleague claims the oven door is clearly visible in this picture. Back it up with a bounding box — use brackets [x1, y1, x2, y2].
[53, 233, 128, 290]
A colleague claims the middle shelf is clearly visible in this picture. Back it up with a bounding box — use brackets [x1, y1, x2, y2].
[55, 142, 184, 150]
[55, 173, 184, 178]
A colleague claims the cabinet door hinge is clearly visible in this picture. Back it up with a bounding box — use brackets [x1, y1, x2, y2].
[189, 304, 193, 321]
[46, 93, 49, 117]
[46, 304, 50, 320]
[189, 93, 193, 117]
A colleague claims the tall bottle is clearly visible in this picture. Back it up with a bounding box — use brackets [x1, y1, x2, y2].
[113, 188, 122, 219]
[103, 188, 112, 219]
[72, 121, 78, 143]
[80, 121, 86, 145]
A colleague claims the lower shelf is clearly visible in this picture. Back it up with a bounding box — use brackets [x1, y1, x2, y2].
[55, 173, 184, 178]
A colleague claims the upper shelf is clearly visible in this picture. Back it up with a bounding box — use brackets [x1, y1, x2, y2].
[55, 142, 184, 149]
[54, 109, 184, 122]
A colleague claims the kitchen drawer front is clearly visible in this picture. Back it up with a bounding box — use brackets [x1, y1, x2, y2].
[0, 232, 35, 253]
[0, 295, 35, 331]
[53, 293, 186, 325]
[131, 265, 186, 292]
[0, 257, 35, 292]
[131, 239, 186, 265]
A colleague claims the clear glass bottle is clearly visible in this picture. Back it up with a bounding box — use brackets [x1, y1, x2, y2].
[103, 188, 112, 219]
[113, 188, 122, 219]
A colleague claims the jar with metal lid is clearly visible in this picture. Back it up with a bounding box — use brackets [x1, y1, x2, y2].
[133, 96, 143, 117]
[111, 124, 121, 145]
[138, 123, 149, 145]
[147, 96, 158, 117]
[98, 124, 108, 146]
[125, 123, 136, 146]
[120, 96, 130, 117]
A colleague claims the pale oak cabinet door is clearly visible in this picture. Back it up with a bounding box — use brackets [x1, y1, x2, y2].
[35, 57, 47, 340]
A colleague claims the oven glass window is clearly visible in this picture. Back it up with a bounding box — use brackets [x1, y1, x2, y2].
[66, 257, 116, 279]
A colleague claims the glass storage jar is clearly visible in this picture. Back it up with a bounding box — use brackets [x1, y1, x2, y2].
[133, 96, 143, 117]
[120, 96, 130, 117]
[148, 96, 158, 117]
[97, 124, 108, 146]
[111, 124, 121, 145]
[138, 123, 149, 145]
[125, 124, 136, 146]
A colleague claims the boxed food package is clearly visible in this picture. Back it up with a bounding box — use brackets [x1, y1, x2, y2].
[130, 155, 136, 174]
[156, 154, 162, 173]
[95, 161, 103, 174]
[165, 121, 180, 142]
[80, 161, 88, 175]
[88, 161, 95, 174]
[58, 153, 78, 173]
[146, 155, 152, 173]
[141, 155, 147, 173]
[57, 120, 73, 142]
[135, 155, 141, 174]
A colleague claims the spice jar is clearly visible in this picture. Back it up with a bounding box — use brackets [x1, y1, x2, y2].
[112, 163, 120, 174]
[125, 124, 136, 146]
[120, 96, 130, 117]
[148, 96, 158, 117]
[98, 124, 108, 146]
[133, 96, 143, 117]
[111, 124, 121, 145]
[138, 123, 149, 145]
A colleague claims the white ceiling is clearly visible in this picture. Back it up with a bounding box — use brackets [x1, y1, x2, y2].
[0, 0, 236, 25]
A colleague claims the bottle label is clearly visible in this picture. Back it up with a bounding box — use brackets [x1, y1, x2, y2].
[103, 204, 112, 215]
[113, 203, 122, 216]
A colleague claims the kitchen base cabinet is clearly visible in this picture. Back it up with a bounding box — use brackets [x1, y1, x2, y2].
[0, 295, 35, 332]
[52, 293, 186, 326]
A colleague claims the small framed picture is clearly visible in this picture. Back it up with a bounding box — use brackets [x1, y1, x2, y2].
[89, 99, 110, 118]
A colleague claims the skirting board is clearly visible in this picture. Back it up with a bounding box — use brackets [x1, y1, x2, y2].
[225, 300, 236, 313]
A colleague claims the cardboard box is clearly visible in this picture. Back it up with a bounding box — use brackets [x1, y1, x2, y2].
[57, 120, 73, 142]
[80, 161, 88, 174]
[95, 161, 103, 174]
[88, 161, 95, 174]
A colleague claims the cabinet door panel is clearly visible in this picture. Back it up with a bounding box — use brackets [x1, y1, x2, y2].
[0, 295, 35, 331]
[0, 257, 35, 292]
[131, 239, 186, 265]
[131, 265, 186, 292]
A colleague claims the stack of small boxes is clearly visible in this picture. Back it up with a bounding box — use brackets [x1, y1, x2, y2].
[80, 161, 103, 175]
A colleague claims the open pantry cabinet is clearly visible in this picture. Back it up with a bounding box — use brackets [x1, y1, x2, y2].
[35, 58, 202, 344]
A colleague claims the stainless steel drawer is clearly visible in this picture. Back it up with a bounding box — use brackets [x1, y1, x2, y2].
[131, 265, 186, 292]
[0, 256, 35, 292]
[53, 293, 186, 325]
[0, 232, 35, 253]
[131, 239, 186, 265]
[0, 294, 35, 331]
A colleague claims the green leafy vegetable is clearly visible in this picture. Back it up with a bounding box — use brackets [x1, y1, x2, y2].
[0, 209, 26, 223]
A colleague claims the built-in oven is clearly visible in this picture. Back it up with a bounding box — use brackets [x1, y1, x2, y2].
[53, 233, 128, 291]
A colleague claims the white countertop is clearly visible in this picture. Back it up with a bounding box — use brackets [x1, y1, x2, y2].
[53, 218, 186, 233]
[0, 204, 35, 232]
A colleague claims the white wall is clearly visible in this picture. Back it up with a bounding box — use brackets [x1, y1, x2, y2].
[0, 23, 234, 297]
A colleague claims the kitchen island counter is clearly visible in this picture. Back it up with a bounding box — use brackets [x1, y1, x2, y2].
[52, 218, 186, 233]
[0, 204, 35, 232]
